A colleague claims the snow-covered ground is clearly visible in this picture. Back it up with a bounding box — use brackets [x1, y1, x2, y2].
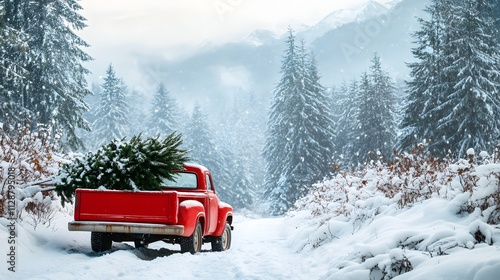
[286, 198, 500, 279]
[0, 212, 327, 280]
[1, 200, 500, 279]
[3, 151, 500, 280]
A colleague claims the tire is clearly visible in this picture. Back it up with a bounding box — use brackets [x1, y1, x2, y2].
[91, 232, 112, 252]
[134, 240, 148, 249]
[180, 222, 202, 254]
[211, 222, 232, 252]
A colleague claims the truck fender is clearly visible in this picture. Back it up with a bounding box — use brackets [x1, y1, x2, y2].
[178, 200, 205, 237]
[213, 202, 233, 237]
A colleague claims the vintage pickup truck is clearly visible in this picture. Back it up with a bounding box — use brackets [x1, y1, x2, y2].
[68, 163, 233, 254]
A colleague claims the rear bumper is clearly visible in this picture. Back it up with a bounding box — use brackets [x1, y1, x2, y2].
[68, 221, 184, 235]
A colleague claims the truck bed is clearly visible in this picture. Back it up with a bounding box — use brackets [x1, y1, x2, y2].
[74, 189, 179, 224]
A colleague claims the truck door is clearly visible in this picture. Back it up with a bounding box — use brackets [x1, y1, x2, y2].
[206, 173, 219, 234]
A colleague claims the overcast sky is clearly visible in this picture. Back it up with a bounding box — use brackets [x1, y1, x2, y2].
[78, 0, 386, 60]
[77, 0, 397, 97]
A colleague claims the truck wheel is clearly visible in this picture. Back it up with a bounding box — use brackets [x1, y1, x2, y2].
[180, 222, 202, 254]
[134, 240, 148, 249]
[211, 222, 231, 252]
[91, 232, 112, 252]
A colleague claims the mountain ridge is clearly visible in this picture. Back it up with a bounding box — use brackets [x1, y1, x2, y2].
[136, 0, 429, 112]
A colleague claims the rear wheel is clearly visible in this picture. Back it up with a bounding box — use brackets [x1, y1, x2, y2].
[91, 232, 112, 252]
[134, 240, 148, 249]
[211, 222, 232, 252]
[180, 222, 202, 254]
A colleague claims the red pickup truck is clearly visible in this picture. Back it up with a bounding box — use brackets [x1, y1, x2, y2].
[68, 163, 233, 254]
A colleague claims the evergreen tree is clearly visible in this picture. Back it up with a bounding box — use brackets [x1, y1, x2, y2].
[86, 83, 103, 125]
[263, 29, 334, 215]
[0, 3, 28, 130]
[231, 92, 266, 190]
[400, 0, 500, 157]
[369, 53, 397, 156]
[215, 90, 265, 208]
[148, 83, 179, 137]
[352, 54, 397, 165]
[184, 104, 231, 201]
[19, 0, 91, 150]
[263, 30, 302, 215]
[432, 0, 500, 156]
[55, 133, 189, 206]
[301, 51, 336, 175]
[92, 64, 130, 149]
[398, 0, 452, 152]
[331, 83, 347, 156]
[332, 79, 360, 168]
[78, 82, 101, 148]
[228, 158, 254, 209]
[352, 72, 374, 164]
[217, 145, 254, 209]
[486, 0, 500, 41]
[128, 88, 148, 137]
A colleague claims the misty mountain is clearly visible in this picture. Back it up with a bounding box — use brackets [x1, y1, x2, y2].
[299, 0, 392, 44]
[137, 0, 429, 112]
[313, 0, 428, 86]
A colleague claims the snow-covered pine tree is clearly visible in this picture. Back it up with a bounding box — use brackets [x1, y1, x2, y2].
[400, 0, 500, 157]
[352, 72, 374, 165]
[128, 88, 149, 137]
[263, 29, 334, 215]
[183, 104, 231, 201]
[437, 0, 500, 156]
[20, 0, 91, 150]
[263, 29, 304, 215]
[487, 0, 500, 41]
[228, 158, 254, 209]
[77, 83, 101, 148]
[369, 53, 397, 157]
[91, 64, 130, 150]
[230, 92, 266, 192]
[217, 146, 254, 209]
[429, 0, 500, 157]
[331, 83, 346, 154]
[148, 83, 179, 137]
[301, 51, 336, 177]
[214, 90, 264, 208]
[352, 53, 397, 166]
[332, 79, 359, 168]
[398, 0, 452, 153]
[55, 133, 189, 206]
[0, 2, 29, 130]
[86, 83, 102, 124]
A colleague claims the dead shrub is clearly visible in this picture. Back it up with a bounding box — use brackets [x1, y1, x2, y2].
[0, 125, 62, 229]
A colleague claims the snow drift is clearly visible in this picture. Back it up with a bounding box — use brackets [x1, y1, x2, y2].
[286, 147, 500, 279]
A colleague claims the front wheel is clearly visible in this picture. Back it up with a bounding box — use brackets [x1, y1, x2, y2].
[91, 232, 112, 252]
[211, 222, 232, 252]
[180, 222, 202, 254]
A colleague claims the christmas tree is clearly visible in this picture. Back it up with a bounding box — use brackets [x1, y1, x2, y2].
[55, 132, 189, 206]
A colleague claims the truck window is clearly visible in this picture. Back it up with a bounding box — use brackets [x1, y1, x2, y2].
[206, 174, 213, 191]
[161, 172, 198, 189]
